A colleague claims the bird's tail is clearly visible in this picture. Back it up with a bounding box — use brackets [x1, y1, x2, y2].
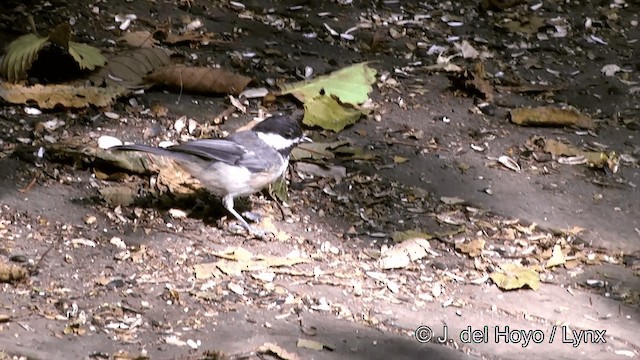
[111, 144, 176, 157]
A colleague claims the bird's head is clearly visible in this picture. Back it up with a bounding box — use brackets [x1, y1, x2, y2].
[253, 115, 311, 152]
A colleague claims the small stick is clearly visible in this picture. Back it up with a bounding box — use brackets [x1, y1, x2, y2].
[18, 175, 38, 193]
[212, 106, 236, 125]
[32, 243, 56, 275]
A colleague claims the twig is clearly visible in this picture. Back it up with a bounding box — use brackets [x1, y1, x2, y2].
[18, 174, 38, 193]
[265, 189, 287, 221]
[212, 106, 237, 125]
[32, 243, 56, 275]
[175, 69, 184, 104]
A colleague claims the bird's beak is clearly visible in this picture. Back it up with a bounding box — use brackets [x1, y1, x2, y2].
[300, 136, 313, 143]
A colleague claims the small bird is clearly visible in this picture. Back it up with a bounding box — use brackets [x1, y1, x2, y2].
[111, 115, 310, 235]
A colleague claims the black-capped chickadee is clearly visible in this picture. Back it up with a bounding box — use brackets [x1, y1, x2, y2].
[111, 115, 311, 235]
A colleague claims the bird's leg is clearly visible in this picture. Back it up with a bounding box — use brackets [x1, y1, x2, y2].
[222, 195, 267, 237]
[222, 195, 251, 230]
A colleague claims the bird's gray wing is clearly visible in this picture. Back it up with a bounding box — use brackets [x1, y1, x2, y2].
[168, 139, 246, 164]
[171, 136, 280, 173]
[114, 133, 280, 172]
[114, 139, 248, 167]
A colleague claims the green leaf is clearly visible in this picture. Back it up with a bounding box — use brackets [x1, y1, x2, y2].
[290, 140, 349, 160]
[269, 175, 289, 203]
[302, 94, 363, 132]
[279, 62, 377, 105]
[0, 34, 49, 82]
[68, 41, 106, 71]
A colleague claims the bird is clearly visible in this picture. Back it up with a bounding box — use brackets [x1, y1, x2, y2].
[111, 114, 311, 235]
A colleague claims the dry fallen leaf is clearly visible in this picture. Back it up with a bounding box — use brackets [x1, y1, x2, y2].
[294, 162, 347, 181]
[490, 263, 540, 291]
[510, 107, 595, 129]
[448, 62, 494, 101]
[379, 238, 431, 269]
[291, 140, 349, 160]
[194, 247, 308, 279]
[89, 48, 172, 89]
[500, 16, 546, 34]
[456, 238, 485, 257]
[0, 83, 126, 109]
[545, 244, 566, 268]
[98, 186, 137, 206]
[118, 31, 158, 48]
[257, 343, 300, 360]
[393, 155, 409, 164]
[0, 262, 29, 283]
[542, 139, 619, 172]
[145, 66, 253, 95]
[297, 338, 333, 351]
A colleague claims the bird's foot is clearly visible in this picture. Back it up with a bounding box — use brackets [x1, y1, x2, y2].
[227, 223, 274, 240]
[241, 211, 262, 223]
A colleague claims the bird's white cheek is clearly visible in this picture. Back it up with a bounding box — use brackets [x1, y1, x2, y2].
[256, 132, 296, 150]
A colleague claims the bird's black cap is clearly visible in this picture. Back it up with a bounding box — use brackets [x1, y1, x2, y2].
[252, 115, 303, 140]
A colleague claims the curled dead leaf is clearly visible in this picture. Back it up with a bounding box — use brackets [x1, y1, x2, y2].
[145, 66, 253, 95]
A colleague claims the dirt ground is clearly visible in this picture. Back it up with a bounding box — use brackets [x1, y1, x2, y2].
[0, 0, 639, 359]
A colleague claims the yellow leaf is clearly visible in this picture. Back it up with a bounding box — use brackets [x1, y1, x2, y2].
[545, 244, 566, 268]
[393, 155, 408, 164]
[490, 264, 540, 290]
[297, 339, 328, 351]
[279, 62, 376, 104]
[68, 41, 106, 70]
[302, 94, 362, 132]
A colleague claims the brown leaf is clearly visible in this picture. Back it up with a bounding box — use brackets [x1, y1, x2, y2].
[297, 339, 333, 351]
[0, 262, 28, 283]
[145, 66, 253, 95]
[448, 62, 494, 101]
[0, 83, 126, 109]
[510, 107, 595, 129]
[455, 238, 485, 257]
[47, 23, 72, 49]
[258, 343, 300, 360]
[118, 31, 158, 48]
[89, 48, 172, 89]
[500, 16, 547, 34]
[98, 186, 137, 206]
[162, 31, 224, 45]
